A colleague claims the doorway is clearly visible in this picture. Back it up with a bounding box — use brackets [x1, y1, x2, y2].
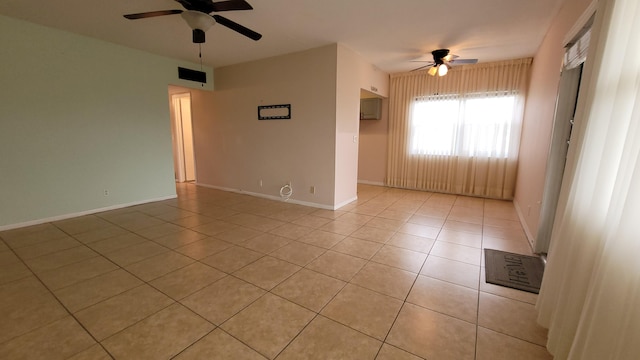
[170, 92, 196, 182]
[535, 18, 593, 253]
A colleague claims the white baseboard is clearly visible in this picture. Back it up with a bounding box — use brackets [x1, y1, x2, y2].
[513, 199, 536, 252]
[0, 195, 177, 232]
[357, 180, 385, 186]
[195, 182, 355, 210]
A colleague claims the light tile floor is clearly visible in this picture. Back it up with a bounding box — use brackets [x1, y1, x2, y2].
[0, 183, 552, 359]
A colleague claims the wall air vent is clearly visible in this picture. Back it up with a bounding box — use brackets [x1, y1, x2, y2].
[178, 67, 207, 83]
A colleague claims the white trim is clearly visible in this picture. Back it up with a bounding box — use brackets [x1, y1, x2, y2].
[0, 195, 177, 232]
[513, 199, 536, 252]
[195, 182, 354, 210]
[334, 196, 359, 210]
[563, 0, 598, 46]
[357, 180, 385, 186]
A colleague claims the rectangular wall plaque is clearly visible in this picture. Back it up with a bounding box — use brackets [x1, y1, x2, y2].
[258, 104, 291, 120]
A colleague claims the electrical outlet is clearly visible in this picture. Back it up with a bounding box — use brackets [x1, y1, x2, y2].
[259, 179, 263, 187]
[310, 186, 315, 194]
[104, 189, 109, 196]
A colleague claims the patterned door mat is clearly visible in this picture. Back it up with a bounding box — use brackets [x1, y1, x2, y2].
[484, 249, 545, 294]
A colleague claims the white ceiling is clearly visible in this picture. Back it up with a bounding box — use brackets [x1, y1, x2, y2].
[0, 0, 565, 73]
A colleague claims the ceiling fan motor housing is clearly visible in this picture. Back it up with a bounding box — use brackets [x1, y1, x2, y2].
[432, 49, 450, 64]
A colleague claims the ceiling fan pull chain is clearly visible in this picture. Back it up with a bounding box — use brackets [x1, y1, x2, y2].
[199, 43, 204, 87]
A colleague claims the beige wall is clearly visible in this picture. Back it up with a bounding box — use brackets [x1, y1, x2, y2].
[195, 45, 339, 207]
[0, 15, 212, 229]
[335, 44, 389, 206]
[194, 44, 388, 209]
[514, 0, 595, 242]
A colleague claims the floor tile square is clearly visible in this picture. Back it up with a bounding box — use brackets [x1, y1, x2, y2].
[430, 241, 482, 266]
[240, 233, 291, 254]
[200, 245, 263, 273]
[88, 233, 147, 254]
[476, 327, 552, 360]
[175, 237, 232, 260]
[221, 293, 314, 359]
[0, 316, 95, 359]
[421, 255, 480, 289]
[276, 316, 381, 360]
[0, 260, 32, 285]
[407, 275, 478, 323]
[269, 241, 326, 266]
[103, 240, 169, 266]
[75, 284, 174, 340]
[269, 223, 314, 240]
[38, 256, 118, 290]
[124, 250, 194, 281]
[191, 219, 240, 236]
[54, 215, 113, 235]
[214, 227, 263, 244]
[317, 220, 362, 236]
[54, 269, 143, 312]
[331, 237, 383, 259]
[387, 303, 476, 360]
[233, 256, 300, 290]
[407, 214, 446, 228]
[397, 222, 441, 239]
[72, 226, 130, 244]
[181, 276, 265, 324]
[13, 236, 81, 260]
[0, 276, 69, 343]
[376, 343, 424, 360]
[350, 262, 417, 300]
[272, 268, 345, 312]
[150, 262, 226, 300]
[292, 214, 332, 228]
[321, 284, 402, 340]
[386, 233, 435, 253]
[370, 245, 427, 273]
[67, 344, 112, 360]
[305, 250, 367, 281]
[349, 226, 395, 243]
[175, 328, 267, 359]
[443, 220, 483, 234]
[135, 222, 184, 239]
[151, 229, 208, 248]
[478, 292, 548, 346]
[102, 303, 214, 359]
[437, 228, 482, 248]
[24, 245, 98, 273]
[297, 230, 345, 249]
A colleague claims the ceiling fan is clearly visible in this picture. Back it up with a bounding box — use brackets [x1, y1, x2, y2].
[123, 0, 262, 44]
[411, 49, 478, 76]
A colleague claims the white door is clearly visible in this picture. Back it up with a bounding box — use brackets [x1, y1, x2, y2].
[535, 65, 583, 253]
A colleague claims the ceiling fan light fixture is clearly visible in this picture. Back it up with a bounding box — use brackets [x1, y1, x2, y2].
[428, 65, 438, 76]
[438, 64, 449, 76]
[180, 10, 216, 32]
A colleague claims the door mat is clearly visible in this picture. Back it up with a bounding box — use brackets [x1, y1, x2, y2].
[484, 249, 544, 294]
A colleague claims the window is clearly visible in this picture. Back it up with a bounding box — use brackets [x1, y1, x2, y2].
[410, 93, 517, 158]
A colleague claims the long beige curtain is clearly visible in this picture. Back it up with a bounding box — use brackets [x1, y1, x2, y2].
[387, 58, 531, 199]
[536, 0, 640, 358]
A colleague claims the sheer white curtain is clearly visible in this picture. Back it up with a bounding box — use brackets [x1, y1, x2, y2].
[387, 59, 531, 199]
[536, 0, 640, 358]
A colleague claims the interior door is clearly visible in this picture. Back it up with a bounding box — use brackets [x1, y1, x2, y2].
[534, 64, 583, 253]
